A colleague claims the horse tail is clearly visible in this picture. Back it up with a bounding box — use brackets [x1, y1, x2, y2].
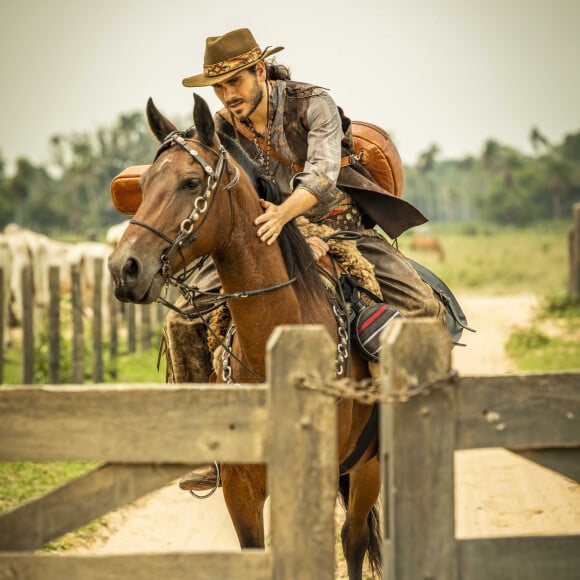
[366, 504, 382, 578]
[338, 474, 383, 579]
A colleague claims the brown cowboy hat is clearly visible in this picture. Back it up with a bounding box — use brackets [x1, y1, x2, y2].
[182, 28, 284, 87]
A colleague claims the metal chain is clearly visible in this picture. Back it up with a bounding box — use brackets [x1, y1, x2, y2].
[332, 300, 350, 377]
[221, 326, 239, 385]
[294, 368, 459, 405]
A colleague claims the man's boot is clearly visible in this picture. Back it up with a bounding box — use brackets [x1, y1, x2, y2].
[163, 309, 221, 492]
[179, 463, 220, 491]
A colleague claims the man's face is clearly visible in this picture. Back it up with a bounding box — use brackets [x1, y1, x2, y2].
[213, 67, 265, 122]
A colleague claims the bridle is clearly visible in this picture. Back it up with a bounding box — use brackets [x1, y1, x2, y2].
[129, 130, 297, 381]
[130, 131, 240, 282]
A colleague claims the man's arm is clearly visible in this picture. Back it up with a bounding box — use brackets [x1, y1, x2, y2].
[254, 92, 344, 245]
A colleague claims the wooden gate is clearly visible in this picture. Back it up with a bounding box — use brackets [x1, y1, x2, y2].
[379, 319, 580, 579]
[0, 326, 338, 580]
[2, 319, 579, 578]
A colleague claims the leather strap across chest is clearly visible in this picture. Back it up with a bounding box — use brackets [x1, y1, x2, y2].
[217, 109, 356, 172]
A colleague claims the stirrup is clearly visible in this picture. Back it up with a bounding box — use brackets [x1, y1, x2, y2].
[189, 462, 221, 499]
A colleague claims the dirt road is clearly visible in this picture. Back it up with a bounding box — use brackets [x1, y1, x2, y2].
[73, 293, 580, 557]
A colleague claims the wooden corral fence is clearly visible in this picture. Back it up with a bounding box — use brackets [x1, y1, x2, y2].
[0, 260, 165, 385]
[380, 320, 580, 579]
[0, 326, 338, 580]
[1, 321, 579, 579]
[568, 202, 580, 298]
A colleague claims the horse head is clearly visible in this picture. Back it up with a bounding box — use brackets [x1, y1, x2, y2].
[108, 95, 240, 303]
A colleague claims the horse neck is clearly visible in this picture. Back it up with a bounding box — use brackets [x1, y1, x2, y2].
[211, 186, 303, 378]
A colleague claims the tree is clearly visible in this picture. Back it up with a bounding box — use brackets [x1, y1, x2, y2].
[0, 152, 13, 227]
[529, 126, 550, 157]
[415, 143, 441, 219]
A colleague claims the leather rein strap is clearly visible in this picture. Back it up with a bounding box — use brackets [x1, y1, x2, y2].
[217, 109, 357, 172]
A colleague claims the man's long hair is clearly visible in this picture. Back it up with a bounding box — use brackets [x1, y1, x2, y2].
[265, 61, 291, 80]
[247, 60, 292, 81]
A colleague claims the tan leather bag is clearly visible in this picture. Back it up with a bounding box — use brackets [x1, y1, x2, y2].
[110, 164, 149, 215]
[351, 121, 404, 198]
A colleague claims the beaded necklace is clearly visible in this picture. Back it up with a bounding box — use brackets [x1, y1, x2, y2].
[247, 81, 274, 175]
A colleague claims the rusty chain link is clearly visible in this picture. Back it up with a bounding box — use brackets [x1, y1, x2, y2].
[294, 368, 460, 405]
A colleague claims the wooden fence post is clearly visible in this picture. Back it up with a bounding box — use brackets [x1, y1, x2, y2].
[268, 325, 337, 580]
[92, 258, 104, 382]
[569, 202, 580, 297]
[141, 304, 152, 352]
[380, 318, 455, 580]
[48, 266, 61, 384]
[0, 268, 4, 384]
[21, 266, 34, 385]
[70, 263, 84, 384]
[109, 285, 118, 379]
[126, 303, 136, 353]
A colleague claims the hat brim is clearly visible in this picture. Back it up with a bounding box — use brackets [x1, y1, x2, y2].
[182, 46, 284, 87]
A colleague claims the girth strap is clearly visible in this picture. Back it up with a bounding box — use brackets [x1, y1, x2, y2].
[339, 403, 379, 475]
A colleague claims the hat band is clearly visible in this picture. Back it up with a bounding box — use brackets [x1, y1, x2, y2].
[204, 46, 262, 78]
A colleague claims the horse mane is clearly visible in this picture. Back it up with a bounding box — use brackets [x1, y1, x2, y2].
[215, 130, 327, 306]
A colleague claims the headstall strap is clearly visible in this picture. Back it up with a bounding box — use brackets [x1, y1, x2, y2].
[153, 133, 239, 281]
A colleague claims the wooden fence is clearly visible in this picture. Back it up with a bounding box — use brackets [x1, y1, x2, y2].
[0, 326, 338, 580]
[380, 319, 580, 579]
[0, 259, 165, 385]
[1, 321, 579, 578]
[569, 202, 580, 297]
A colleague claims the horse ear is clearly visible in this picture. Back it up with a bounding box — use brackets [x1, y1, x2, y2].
[146, 97, 179, 143]
[193, 93, 216, 147]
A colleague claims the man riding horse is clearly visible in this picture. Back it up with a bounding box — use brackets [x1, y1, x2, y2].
[169, 27, 446, 490]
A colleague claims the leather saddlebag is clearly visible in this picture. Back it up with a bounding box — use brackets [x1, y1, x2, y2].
[351, 121, 404, 198]
[110, 164, 148, 215]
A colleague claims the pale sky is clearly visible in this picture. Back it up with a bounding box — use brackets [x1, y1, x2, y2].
[1, 0, 579, 172]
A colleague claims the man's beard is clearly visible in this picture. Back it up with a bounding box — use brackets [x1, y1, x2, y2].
[228, 80, 263, 122]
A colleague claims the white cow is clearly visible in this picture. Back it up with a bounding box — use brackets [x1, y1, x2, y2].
[0, 234, 13, 349]
[3, 224, 75, 323]
[106, 220, 130, 247]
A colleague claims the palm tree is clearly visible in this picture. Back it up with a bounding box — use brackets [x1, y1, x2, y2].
[529, 126, 550, 157]
[416, 143, 441, 219]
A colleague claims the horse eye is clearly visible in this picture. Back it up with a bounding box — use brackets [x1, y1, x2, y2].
[183, 178, 202, 192]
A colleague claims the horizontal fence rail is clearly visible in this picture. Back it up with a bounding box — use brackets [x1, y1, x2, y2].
[0, 326, 338, 580]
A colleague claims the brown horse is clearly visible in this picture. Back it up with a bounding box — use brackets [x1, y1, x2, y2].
[410, 234, 445, 262]
[108, 94, 381, 579]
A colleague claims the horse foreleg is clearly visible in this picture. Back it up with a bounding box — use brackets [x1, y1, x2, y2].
[341, 457, 382, 580]
[221, 464, 267, 548]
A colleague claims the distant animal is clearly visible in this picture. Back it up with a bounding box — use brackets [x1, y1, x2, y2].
[409, 234, 445, 262]
[105, 220, 130, 247]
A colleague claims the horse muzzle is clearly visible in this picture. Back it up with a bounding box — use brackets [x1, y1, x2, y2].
[108, 252, 165, 304]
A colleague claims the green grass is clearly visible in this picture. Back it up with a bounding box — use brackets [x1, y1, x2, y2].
[2, 326, 166, 385]
[0, 462, 100, 513]
[0, 461, 104, 551]
[505, 293, 580, 371]
[398, 221, 569, 296]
